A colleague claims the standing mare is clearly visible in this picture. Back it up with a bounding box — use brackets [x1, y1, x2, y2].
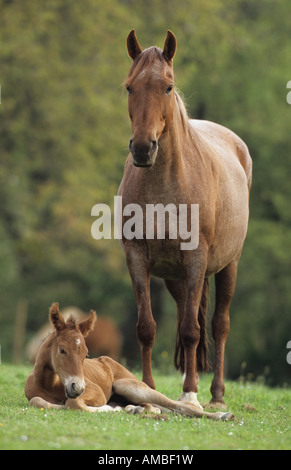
[118, 30, 252, 409]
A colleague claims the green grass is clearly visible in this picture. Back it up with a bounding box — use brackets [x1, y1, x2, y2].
[0, 363, 290, 450]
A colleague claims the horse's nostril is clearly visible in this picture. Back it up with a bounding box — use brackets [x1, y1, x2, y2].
[151, 140, 157, 152]
[65, 380, 85, 399]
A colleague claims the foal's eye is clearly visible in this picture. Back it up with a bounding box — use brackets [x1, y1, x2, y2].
[165, 85, 174, 94]
[126, 85, 133, 95]
[59, 346, 66, 354]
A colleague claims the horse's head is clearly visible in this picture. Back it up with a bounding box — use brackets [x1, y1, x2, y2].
[125, 30, 177, 167]
[49, 303, 96, 399]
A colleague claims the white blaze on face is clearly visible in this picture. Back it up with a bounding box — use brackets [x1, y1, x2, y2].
[61, 337, 86, 397]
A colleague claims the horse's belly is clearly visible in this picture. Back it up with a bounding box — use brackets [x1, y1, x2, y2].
[146, 240, 186, 280]
[151, 259, 185, 280]
[207, 190, 249, 275]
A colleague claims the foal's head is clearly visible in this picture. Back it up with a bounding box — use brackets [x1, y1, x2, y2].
[49, 303, 96, 399]
[125, 30, 177, 167]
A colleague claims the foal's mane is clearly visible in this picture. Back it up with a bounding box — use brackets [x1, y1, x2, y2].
[65, 315, 78, 329]
[124, 46, 190, 136]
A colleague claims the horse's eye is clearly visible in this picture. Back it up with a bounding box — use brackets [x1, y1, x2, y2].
[165, 85, 174, 94]
[59, 346, 66, 354]
[126, 85, 132, 95]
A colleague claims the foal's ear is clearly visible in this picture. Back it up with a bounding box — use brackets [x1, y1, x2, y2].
[127, 29, 142, 60]
[49, 302, 66, 332]
[78, 310, 97, 338]
[163, 30, 177, 62]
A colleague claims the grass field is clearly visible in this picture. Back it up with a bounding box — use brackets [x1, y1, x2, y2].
[0, 363, 290, 450]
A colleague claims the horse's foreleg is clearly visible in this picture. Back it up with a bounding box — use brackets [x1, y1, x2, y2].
[178, 261, 208, 410]
[165, 280, 202, 408]
[125, 245, 156, 389]
[29, 396, 65, 410]
[210, 261, 237, 407]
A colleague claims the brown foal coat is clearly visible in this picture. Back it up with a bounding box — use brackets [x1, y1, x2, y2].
[25, 304, 234, 420]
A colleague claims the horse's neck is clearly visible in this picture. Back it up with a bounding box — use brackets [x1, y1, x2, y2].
[157, 103, 191, 178]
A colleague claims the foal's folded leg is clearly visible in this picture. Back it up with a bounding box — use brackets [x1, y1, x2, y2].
[65, 399, 122, 413]
[65, 380, 113, 412]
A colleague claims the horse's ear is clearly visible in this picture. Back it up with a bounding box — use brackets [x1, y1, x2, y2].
[162, 30, 177, 62]
[127, 29, 142, 60]
[78, 310, 97, 338]
[49, 302, 66, 332]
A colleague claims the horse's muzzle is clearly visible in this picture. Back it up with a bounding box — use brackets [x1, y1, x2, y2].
[129, 139, 158, 167]
[65, 378, 86, 399]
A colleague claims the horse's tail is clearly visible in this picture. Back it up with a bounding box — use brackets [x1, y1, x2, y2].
[174, 277, 211, 373]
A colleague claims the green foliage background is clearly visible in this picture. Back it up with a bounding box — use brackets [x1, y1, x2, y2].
[0, 0, 290, 385]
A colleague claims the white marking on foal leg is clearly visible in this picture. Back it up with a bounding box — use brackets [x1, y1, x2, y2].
[82, 404, 123, 413]
[95, 405, 122, 412]
[178, 392, 203, 410]
[125, 405, 145, 415]
[125, 404, 161, 415]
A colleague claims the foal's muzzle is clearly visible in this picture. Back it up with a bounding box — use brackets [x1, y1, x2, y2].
[129, 139, 158, 167]
[65, 377, 85, 399]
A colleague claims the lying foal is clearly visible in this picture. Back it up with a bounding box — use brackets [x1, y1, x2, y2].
[25, 303, 233, 420]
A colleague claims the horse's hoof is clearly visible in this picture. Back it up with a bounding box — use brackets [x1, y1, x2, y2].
[208, 400, 227, 410]
[178, 392, 203, 410]
[125, 405, 145, 414]
[214, 411, 234, 421]
[220, 412, 234, 421]
[143, 403, 161, 414]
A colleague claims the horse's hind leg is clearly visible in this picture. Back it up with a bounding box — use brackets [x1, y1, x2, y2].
[210, 261, 237, 407]
[164, 280, 186, 373]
